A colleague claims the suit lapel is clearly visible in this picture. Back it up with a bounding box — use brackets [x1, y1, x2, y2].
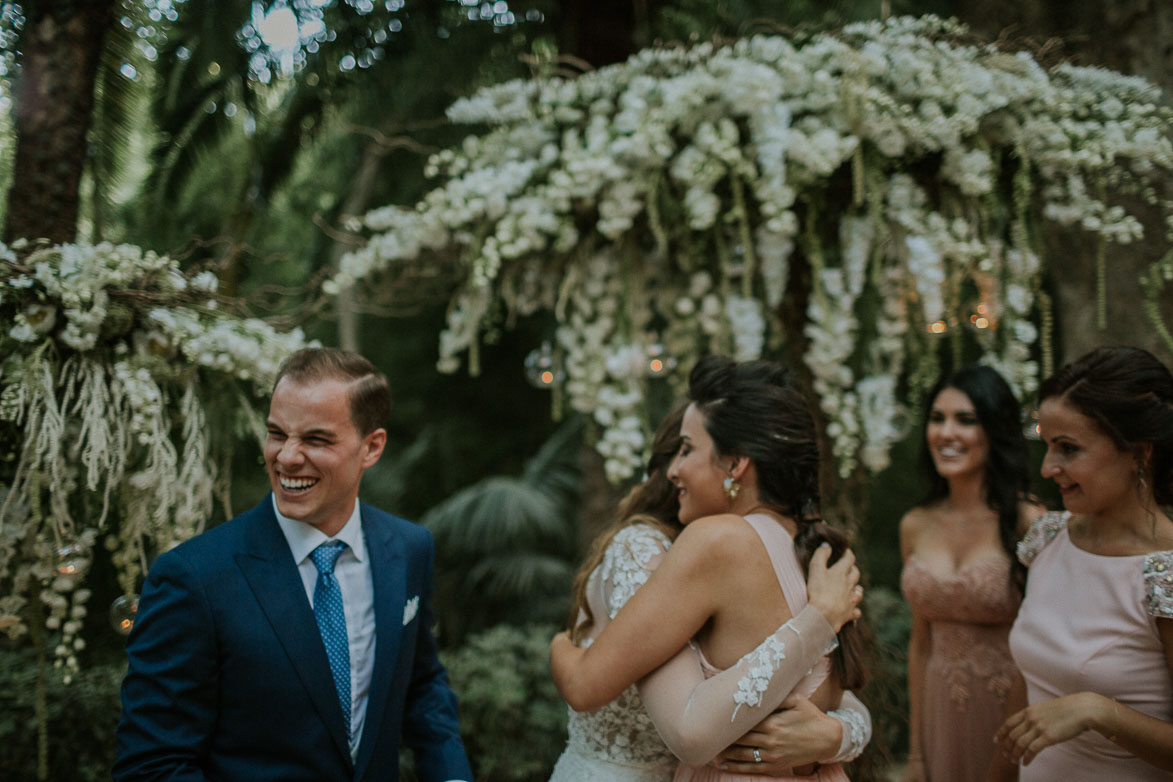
[235, 498, 353, 767]
[354, 504, 405, 781]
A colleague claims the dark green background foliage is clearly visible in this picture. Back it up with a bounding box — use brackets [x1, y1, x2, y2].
[0, 648, 123, 781]
[441, 624, 569, 782]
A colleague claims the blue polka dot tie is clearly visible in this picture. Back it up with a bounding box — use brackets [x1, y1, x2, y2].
[310, 541, 351, 739]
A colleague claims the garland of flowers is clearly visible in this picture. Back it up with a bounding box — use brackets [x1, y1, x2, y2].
[331, 15, 1173, 481]
[0, 240, 311, 678]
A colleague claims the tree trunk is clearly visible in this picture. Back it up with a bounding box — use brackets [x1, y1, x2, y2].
[332, 140, 389, 352]
[3, 0, 114, 244]
[949, 0, 1173, 366]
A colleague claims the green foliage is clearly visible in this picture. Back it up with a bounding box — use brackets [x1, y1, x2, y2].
[857, 586, 912, 772]
[424, 418, 583, 646]
[0, 646, 123, 781]
[440, 623, 568, 782]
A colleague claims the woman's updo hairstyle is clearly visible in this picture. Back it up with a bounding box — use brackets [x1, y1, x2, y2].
[686, 355, 870, 689]
[1039, 346, 1173, 506]
[687, 355, 821, 523]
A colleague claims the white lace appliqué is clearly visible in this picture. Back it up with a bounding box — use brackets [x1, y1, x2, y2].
[1144, 551, 1173, 619]
[828, 704, 870, 763]
[729, 618, 840, 720]
[731, 632, 788, 720]
[600, 524, 672, 619]
[562, 524, 676, 769]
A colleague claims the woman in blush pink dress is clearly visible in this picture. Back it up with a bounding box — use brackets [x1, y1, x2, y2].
[997, 346, 1173, 780]
[550, 356, 870, 781]
[549, 405, 873, 782]
[899, 366, 1042, 782]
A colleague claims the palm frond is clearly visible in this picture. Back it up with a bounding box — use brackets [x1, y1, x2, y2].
[467, 554, 577, 602]
[87, 15, 147, 239]
[521, 415, 584, 507]
[423, 476, 571, 559]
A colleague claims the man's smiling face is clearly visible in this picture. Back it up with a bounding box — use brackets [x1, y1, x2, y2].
[264, 375, 385, 537]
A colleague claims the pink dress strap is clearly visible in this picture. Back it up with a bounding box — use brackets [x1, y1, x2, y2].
[742, 513, 809, 617]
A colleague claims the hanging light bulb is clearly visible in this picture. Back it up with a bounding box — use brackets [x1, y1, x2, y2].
[1023, 409, 1041, 441]
[646, 344, 676, 377]
[55, 543, 91, 579]
[524, 342, 563, 388]
[110, 595, 139, 636]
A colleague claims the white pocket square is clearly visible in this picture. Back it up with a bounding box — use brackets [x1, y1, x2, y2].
[402, 595, 419, 626]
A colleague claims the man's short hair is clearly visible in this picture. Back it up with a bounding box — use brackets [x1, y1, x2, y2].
[274, 347, 391, 436]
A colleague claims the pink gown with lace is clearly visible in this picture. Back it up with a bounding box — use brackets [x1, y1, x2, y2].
[1009, 511, 1173, 781]
[900, 553, 1019, 782]
[672, 514, 849, 782]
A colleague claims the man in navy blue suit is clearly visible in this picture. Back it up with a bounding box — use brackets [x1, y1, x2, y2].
[114, 347, 472, 782]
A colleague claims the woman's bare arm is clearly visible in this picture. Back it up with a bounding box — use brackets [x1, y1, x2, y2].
[550, 515, 861, 713]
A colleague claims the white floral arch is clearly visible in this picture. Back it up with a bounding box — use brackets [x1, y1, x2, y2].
[332, 15, 1173, 483]
[0, 240, 311, 676]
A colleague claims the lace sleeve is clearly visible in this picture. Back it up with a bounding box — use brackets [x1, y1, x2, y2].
[827, 690, 871, 763]
[599, 524, 673, 619]
[636, 604, 839, 766]
[1144, 551, 1173, 619]
[1016, 511, 1068, 566]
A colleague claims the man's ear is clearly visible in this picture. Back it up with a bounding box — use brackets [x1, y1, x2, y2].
[361, 428, 387, 469]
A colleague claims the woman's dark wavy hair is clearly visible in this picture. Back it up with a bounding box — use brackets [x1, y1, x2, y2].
[917, 365, 1032, 598]
[567, 404, 686, 644]
[1039, 346, 1173, 508]
[686, 355, 870, 690]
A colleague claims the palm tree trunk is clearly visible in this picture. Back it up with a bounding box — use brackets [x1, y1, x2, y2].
[3, 0, 115, 244]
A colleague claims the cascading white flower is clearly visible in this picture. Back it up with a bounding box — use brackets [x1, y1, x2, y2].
[328, 14, 1173, 483]
[0, 241, 312, 673]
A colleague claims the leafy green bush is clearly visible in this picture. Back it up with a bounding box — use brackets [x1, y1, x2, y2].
[0, 647, 123, 781]
[440, 623, 568, 782]
[852, 585, 912, 781]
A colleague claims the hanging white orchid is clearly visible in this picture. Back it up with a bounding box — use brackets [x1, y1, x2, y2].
[332, 15, 1173, 481]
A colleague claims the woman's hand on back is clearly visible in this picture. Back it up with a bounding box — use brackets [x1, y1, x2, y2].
[716, 694, 842, 774]
[804, 544, 862, 632]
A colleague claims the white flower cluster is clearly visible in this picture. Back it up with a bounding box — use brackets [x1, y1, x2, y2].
[0, 241, 312, 668]
[330, 15, 1173, 481]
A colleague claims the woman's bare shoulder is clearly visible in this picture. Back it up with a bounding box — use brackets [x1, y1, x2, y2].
[899, 504, 940, 556]
[673, 514, 761, 559]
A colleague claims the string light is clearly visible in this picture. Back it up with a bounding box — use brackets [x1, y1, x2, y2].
[646, 343, 675, 377]
[524, 343, 563, 388]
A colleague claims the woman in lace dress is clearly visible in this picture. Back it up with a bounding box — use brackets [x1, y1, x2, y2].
[549, 405, 871, 782]
[550, 356, 870, 780]
[994, 346, 1173, 779]
[899, 366, 1042, 782]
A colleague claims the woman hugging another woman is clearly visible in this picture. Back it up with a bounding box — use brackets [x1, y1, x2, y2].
[549, 355, 871, 781]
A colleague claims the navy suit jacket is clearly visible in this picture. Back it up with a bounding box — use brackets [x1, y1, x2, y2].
[113, 497, 472, 782]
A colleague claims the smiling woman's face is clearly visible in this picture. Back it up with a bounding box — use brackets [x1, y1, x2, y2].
[1038, 396, 1138, 516]
[666, 403, 731, 524]
[926, 387, 989, 480]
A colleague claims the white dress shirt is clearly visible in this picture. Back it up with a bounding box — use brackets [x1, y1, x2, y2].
[274, 496, 376, 761]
